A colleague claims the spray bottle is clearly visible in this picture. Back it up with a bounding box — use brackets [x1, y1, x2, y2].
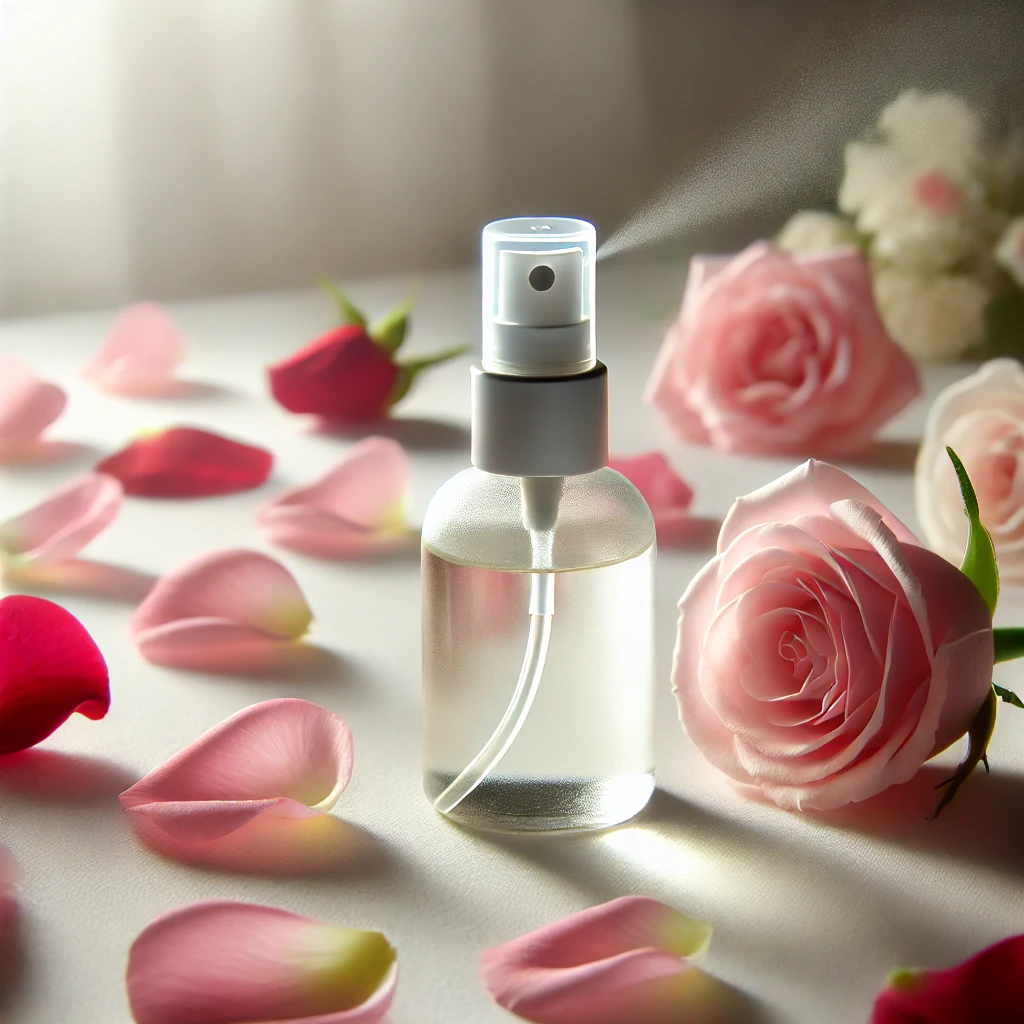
[421, 217, 656, 831]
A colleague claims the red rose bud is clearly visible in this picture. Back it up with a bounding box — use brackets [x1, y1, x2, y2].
[268, 288, 464, 423]
[871, 935, 1024, 1024]
[0, 595, 110, 754]
[268, 325, 399, 422]
[97, 427, 273, 498]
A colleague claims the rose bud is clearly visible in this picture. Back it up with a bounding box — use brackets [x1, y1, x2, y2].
[268, 287, 463, 423]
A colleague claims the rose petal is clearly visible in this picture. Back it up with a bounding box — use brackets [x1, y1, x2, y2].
[480, 896, 713, 1024]
[610, 452, 693, 537]
[131, 549, 312, 671]
[268, 325, 399, 423]
[718, 460, 919, 555]
[0, 474, 123, 568]
[871, 935, 1024, 1024]
[120, 698, 352, 851]
[0, 354, 67, 449]
[0, 595, 110, 754]
[96, 427, 273, 498]
[258, 437, 410, 558]
[126, 901, 397, 1024]
[83, 303, 185, 396]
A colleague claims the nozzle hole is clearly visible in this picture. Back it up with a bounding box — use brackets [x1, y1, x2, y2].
[529, 265, 556, 291]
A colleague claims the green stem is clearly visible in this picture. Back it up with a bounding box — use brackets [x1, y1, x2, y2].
[993, 627, 1024, 663]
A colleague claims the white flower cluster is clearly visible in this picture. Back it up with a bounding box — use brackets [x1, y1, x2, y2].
[777, 90, 1024, 360]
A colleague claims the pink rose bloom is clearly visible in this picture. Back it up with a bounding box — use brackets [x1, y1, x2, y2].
[646, 242, 920, 456]
[916, 359, 1024, 581]
[674, 461, 993, 811]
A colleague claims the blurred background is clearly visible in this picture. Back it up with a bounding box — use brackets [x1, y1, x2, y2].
[2, 0, 1023, 317]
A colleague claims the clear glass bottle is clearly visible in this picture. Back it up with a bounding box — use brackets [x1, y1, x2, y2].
[422, 468, 655, 832]
[421, 217, 656, 832]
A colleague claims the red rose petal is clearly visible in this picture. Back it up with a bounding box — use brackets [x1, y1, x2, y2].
[96, 427, 273, 498]
[0, 595, 110, 754]
[871, 936, 1024, 1024]
[268, 325, 399, 423]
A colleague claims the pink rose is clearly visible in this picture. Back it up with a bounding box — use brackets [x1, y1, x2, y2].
[646, 243, 920, 456]
[673, 461, 993, 811]
[916, 359, 1024, 581]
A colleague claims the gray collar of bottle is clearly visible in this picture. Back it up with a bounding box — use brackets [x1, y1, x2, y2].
[470, 361, 609, 476]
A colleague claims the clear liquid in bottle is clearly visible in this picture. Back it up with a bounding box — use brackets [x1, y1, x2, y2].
[422, 542, 655, 832]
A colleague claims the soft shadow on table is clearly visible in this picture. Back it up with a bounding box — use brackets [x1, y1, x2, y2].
[312, 416, 470, 450]
[201, 643, 352, 684]
[658, 515, 721, 550]
[0, 440, 101, 468]
[127, 813, 396, 879]
[0, 911, 24, 1015]
[157, 380, 235, 401]
[805, 764, 1024, 878]
[5, 559, 156, 602]
[0, 750, 135, 804]
[159, 644, 352, 685]
[838, 438, 919, 472]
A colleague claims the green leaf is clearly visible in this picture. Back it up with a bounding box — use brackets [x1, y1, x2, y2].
[316, 278, 367, 328]
[387, 345, 467, 410]
[993, 627, 1024, 663]
[993, 682, 1024, 709]
[931, 686, 998, 819]
[947, 446, 999, 615]
[369, 294, 415, 354]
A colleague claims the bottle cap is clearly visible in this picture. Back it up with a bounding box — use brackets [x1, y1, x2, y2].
[481, 217, 596, 376]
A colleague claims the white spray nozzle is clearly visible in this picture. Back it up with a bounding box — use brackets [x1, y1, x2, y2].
[497, 247, 584, 327]
[482, 217, 596, 377]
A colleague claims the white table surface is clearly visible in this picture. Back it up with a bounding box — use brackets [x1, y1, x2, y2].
[1, 263, 1022, 1024]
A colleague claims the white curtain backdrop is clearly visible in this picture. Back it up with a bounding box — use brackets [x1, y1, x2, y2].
[2, 0, 1021, 316]
[0, 0, 651, 315]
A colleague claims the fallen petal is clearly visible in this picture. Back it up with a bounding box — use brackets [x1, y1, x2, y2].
[83, 303, 185, 395]
[127, 900, 397, 1024]
[871, 935, 1024, 1024]
[610, 452, 693, 542]
[0, 474, 123, 568]
[258, 436, 410, 558]
[0, 354, 67, 450]
[131, 549, 312, 671]
[120, 698, 352, 848]
[96, 427, 273, 498]
[0, 595, 110, 754]
[481, 896, 713, 1024]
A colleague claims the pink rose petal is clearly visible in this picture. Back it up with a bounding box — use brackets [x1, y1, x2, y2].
[610, 452, 694, 541]
[120, 698, 353, 854]
[871, 935, 1024, 1023]
[258, 437, 410, 558]
[0, 354, 67, 450]
[481, 896, 713, 1024]
[84, 303, 185, 395]
[126, 900, 397, 1024]
[0, 474, 123, 568]
[131, 549, 313, 671]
